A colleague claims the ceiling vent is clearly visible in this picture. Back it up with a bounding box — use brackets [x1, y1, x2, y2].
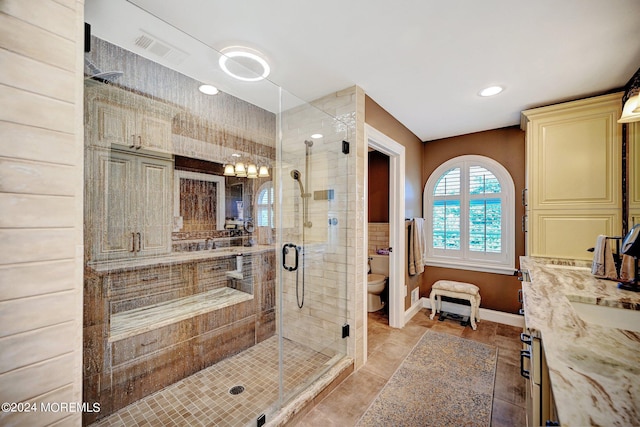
[134, 30, 188, 66]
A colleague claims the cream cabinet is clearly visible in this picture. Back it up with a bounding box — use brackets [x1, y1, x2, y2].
[85, 82, 175, 153]
[521, 93, 623, 260]
[629, 121, 640, 227]
[86, 148, 172, 261]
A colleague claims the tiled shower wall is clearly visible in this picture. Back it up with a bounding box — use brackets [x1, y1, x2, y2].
[0, 0, 84, 425]
[279, 86, 367, 368]
[368, 223, 390, 254]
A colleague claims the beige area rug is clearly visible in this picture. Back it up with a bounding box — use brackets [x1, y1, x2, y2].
[357, 330, 497, 427]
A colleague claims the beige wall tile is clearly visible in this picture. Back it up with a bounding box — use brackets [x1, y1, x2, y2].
[0, 321, 76, 372]
[0, 0, 83, 424]
[1, 0, 77, 41]
[0, 13, 75, 71]
[0, 260, 76, 300]
[0, 158, 76, 196]
[0, 49, 75, 102]
[0, 228, 76, 266]
[0, 291, 76, 337]
[0, 122, 75, 166]
[0, 353, 75, 403]
[0, 85, 75, 134]
[0, 194, 75, 228]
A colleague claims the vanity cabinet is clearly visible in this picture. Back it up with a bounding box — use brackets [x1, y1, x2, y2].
[521, 92, 623, 260]
[86, 148, 172, 261]
[85, 82, 175, 154]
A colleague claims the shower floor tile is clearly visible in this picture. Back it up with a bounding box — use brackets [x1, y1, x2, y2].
[90, 336, 332, 427]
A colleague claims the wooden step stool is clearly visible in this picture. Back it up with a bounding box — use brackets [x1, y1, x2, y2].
[429, 280, 481, 330]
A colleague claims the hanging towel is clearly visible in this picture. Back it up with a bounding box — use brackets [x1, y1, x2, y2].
[619, 254, 636, 282]
[591, 235, 618, 280]
[408, 218, 427, 276]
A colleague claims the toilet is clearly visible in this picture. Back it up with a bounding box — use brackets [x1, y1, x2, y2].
[368, 254, 389, 312]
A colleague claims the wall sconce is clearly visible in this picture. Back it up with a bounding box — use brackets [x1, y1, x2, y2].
[619, 66, 640, 123]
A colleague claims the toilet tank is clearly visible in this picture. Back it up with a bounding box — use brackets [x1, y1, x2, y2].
[369, 254, 389, 276]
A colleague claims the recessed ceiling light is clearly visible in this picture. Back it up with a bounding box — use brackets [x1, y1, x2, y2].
[219, 48, 270, 82]
[198, 84, 219, 95]
[311, 133, 323, 139]
[479, 86, 504, 97]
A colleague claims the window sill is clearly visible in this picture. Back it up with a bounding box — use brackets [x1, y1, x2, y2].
[425, 259, 516, 275]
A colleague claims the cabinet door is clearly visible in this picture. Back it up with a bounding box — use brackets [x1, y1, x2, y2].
[137, 113, 172, 153]
[529, 210, 621, 260]
[137, 156, 172, 256]
[526, 96, 621, 211]
[95, 101, 136, 149]
[92, 150, 136, 260]
[630, 122, 640, 227]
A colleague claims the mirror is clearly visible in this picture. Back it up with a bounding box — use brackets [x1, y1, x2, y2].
[173, 170, 225, 232]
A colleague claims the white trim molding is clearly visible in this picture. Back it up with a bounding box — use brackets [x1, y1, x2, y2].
[420, 297, 524, 328]
[173, 170, 226, 231]
[365, 124, 406, 329]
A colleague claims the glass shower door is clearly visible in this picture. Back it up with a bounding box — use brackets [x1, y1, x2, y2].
[275, 89, 350, 409]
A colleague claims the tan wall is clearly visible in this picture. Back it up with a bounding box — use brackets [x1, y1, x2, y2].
[368, 150, 389, 222]
[422, 126, 526, 313]
[365, 96, 423, 218]
[0, 0, 84, 425]
[364, 95, 424, 310]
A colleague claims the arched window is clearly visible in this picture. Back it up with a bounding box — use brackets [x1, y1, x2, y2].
[256, 181, 274, 227]
[424, 155, 515, 274]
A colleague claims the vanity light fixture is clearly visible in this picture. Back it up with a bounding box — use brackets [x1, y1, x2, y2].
[219, 47, 270, 82]
[618, 66, 640, 123]
[246, 164, 258, 179]
[234, 162, 247, 177]
[479, 86, 504, 97]
[198, 84, 219, 95]
[223, 153, 269, 179]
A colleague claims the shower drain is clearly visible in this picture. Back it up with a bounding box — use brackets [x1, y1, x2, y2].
[229, 385, 245, 395]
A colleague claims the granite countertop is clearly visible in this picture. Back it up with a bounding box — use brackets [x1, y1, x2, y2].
[519, 256, 640, 426]
[88, 244, 274, 273]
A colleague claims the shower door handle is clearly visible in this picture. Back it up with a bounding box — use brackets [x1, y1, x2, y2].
[282, 243, 299, 271]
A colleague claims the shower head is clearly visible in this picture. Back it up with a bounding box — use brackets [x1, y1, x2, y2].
[304, 140, 314, 147]
[290, 169, 305, 196]
[84, 58, 123, 83]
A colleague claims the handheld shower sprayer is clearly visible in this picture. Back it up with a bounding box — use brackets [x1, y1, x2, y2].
[290, 169, 305, 197]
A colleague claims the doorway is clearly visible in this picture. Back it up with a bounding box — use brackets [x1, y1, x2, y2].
[365, 125, 406, 329]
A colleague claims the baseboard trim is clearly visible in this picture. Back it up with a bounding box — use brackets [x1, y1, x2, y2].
[404, 299, 424, 325]
[421, 297, 524, 328]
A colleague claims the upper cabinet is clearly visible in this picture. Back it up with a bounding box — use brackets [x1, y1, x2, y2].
[85, 82, 176, 154]
[521, 92, 623, 260]
[86, 149, 173, 261]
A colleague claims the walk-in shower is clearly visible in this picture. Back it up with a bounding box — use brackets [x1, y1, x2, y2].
[83, 2, 351, 425]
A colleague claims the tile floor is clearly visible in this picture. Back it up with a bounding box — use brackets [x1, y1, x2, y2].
[90, 336, 332, 427]
[294, 308, 527, 426]
[90, 309, 526, 426]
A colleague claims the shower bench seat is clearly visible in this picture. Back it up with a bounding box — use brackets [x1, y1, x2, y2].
[109, 287, 253, 342]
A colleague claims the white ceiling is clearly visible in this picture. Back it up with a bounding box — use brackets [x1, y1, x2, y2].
[86, 0, 640, 141]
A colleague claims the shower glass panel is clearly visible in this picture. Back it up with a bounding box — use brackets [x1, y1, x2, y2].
[276, 89, 350, 409]
[83, 1, 349, 425]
